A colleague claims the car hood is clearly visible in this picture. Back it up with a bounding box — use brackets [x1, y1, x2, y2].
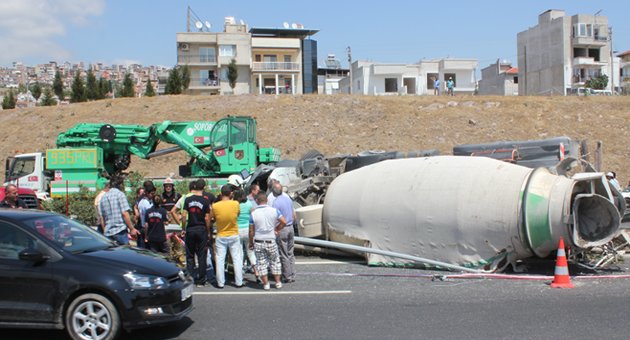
[77, 246, 181, 277]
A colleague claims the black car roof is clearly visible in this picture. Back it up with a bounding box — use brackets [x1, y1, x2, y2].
[0, 208, 58, 220]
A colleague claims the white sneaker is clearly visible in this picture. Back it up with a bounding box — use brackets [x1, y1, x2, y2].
[263, 283, 270, 290]
[275, 282, 282, 289]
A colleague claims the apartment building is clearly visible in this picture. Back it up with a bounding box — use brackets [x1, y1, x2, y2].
[343, 58, 478, 95]
[176, 17, 318, 95]
[478, 59, 519, 96]
[618, 50, 630, 93]
[517, 9, 613, 95]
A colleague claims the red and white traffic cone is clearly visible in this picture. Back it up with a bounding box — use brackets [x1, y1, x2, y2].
[550, 238, 574, 289]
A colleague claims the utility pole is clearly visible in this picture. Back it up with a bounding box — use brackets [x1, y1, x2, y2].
[609, 26, 614, 93]
[346, 46, 352, 94]
[187, 6, 191, 32]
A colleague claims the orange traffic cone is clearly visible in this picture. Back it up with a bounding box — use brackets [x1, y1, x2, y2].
[550, 238, 574, 289]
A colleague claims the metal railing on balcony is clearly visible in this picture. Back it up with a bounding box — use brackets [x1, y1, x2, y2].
[189, 77, 220, 88]
[177, 54, 217, 64]
[252, 62, 301, 72]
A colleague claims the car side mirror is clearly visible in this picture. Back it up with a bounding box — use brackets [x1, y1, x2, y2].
[18, 248, 48, 263]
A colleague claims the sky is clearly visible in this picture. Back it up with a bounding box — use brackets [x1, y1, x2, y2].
[0, 0, 628, 69]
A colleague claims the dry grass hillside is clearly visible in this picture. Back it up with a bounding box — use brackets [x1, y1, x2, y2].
[2, 94, 630, 184]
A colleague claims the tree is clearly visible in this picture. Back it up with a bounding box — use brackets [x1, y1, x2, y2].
[164, 67, 182, 95]
[227, 59, 238, 91]
[145, 78, 156, 97]
[181, 65, 191, 91]
[586, 74, 608, 90]
[30, 82, 42, 100]
[17, 83, 27, 94]
[120, 73, 135, 97]
[53, 70, 64, 100]
[86, 69, 99, 100]
[98, 77, 109, 99]
[40, 87, 57, 106]
[2, 89, 16, 109]
[70, 71, 86, 103]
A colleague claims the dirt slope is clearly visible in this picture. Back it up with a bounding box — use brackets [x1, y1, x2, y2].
[2, 94, 630, 184]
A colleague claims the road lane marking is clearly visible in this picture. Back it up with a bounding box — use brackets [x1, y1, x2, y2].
[296, 260, 364, 265]
[193, 290, 352, 296]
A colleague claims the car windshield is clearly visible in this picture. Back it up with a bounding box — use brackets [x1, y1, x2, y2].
[22, 215, 114, 253]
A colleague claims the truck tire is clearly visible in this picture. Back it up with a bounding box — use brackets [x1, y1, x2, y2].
[65, 293, 121, 340]
[300, 149, 323, 161]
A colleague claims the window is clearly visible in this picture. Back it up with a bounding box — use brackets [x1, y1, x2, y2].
[384, 78, 398, 93]
[199, 47, 216, 63]
[574, 23, 593, 37]
[7, 156, 35, 180]
[0, 223, 35, 260]
[513, 76, 518, 84]
[219, 45, 236, 57]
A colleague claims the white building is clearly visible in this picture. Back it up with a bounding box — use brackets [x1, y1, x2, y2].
[342, 58, 478, 96]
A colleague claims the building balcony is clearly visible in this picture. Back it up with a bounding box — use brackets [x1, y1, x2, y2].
[572, 57, 606, 67]
[252, 62, 301, 72]
[188, 77, 221, 90]
[177, 54, 217, 66]
[572, 35, 608, 47]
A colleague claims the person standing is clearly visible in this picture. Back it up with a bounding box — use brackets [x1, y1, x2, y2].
[212, 184, 243, 288]
[234, 189, 259, 282]
[249, 192, 286, 290]
[161, 178, 181, 223]
[132, 187, 145, 245]
[271, 182, 296, 283]
[433, 76, 441, 96]
[0, 184, 27, 209]
[247, 183, 260, 209]
[137, 182, 156, 248]
[99, 177, 139, 245]
[446, 77, 455, 96]
[94, 182, 110, 233]
[143, 195, 169, 254]
[181, 179, 212, 287]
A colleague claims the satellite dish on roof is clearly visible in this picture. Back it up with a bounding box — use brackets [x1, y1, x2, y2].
[291, 23, 298, 29]
[240, 19, 245, 25]
[283, 22, 289, 28]
[205, 21, 211, 29]
[195, 21, 203, 30]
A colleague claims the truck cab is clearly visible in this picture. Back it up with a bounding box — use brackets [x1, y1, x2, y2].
[4, 153, 51, 201]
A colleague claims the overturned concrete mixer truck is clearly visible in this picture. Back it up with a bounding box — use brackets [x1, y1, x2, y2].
[243, 137, 624, 272]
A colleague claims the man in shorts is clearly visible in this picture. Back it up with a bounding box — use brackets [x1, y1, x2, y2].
[249, 192, 286, 290]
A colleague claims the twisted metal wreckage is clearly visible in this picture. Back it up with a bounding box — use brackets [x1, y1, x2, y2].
[265, 140, 626, 273]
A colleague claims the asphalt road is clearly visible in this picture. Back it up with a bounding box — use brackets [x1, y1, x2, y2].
[3, 255, 630, 339]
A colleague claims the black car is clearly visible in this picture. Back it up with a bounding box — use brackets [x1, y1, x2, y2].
[0, 209, 193, 340]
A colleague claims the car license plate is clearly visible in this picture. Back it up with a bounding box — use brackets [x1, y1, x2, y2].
[181, 284, 193, 301]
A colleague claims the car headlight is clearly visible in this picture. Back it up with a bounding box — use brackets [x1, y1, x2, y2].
[123, 273, 168, 290]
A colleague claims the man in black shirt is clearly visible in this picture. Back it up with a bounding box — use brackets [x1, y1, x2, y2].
[0, 184, 27, 209]
[182, 179, 212, 287]
[144, 195, 169, 254]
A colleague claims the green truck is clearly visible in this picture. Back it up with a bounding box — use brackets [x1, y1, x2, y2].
[4, 116, 280, 198]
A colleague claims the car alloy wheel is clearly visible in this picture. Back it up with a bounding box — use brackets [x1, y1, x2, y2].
[65, 293, 120, 340]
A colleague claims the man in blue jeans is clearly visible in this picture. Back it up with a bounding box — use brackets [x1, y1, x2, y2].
[212, 185, 243, 288]
[99, 177, 139, 245]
